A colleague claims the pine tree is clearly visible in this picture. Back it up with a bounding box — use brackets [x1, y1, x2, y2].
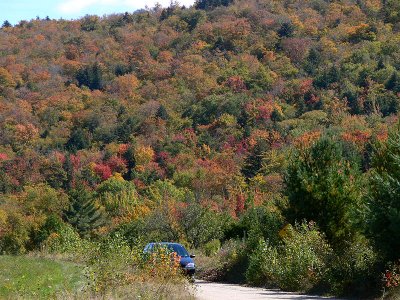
[2, 20, 11, 28]
[156, 105, 169, 120]
[278, 22, 295, 38]
[386, 71, 400, 93]
[284, 137, 363, 248]
[66, 128, 91, 152]
[195, 0, 234, 10]
[368, 126, 400, 261]
[76, 62, 103, 90]
[64, 186, 107, 237]
[241, 140, 269, 179]
[63, 155, 74, 190]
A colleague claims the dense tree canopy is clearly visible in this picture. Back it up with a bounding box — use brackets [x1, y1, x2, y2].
[0, 0, 399, 297]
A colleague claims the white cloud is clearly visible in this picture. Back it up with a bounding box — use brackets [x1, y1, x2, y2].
[59, 0, 97, 14]
[122, 0, 195, 8]
[58, 0, 195, 14]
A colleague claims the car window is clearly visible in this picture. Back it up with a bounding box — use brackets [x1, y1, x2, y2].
[167, 244, 189, 257]
[145, 243, 189, 257]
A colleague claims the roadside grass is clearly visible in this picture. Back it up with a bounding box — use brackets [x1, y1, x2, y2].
[0, 254, 195, 299]
[0, 255, 85, 299]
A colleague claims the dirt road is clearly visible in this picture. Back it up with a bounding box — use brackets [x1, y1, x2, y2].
[195, 280, 339, 300]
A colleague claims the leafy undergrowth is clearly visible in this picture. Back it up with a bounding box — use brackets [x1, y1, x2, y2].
[194, 239, 248, 284]
[0, 251, 195, 300]
[0, 255, 84, 299]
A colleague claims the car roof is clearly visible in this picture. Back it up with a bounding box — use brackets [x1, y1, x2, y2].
[147, 242, 183, 246]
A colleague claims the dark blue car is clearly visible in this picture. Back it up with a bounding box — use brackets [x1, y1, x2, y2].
[144, 242, 196, 276]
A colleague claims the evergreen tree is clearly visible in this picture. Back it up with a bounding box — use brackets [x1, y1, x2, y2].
[368, 126, 400, 261]
[66, 128, 91, 152]
[76, 62, 103, 90]
[383, 0, 400, 23]
[122, 12, 134, 24]
[2, 20, 11, 28]
[156, 104, 169, 120]
[385, 71, 400, 93]
[314, 65, 340, 88]
[242, 140, 269, 179]
[195, 0, 234, 10]
[284, 137, 364, 248]
[64, 186, 107, 237]
[278, 22, 295, 38]
[304, 48, 322, 75]
[63, 155, 75, 190]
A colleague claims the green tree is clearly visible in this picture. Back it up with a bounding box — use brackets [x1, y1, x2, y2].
[23, 184, 69, 216]
[76, 62, 103, 90]
[278, 22, 295, 38]
[385, 71, 400, 94]
[66, 128, 91, 152]
[284, 137, 364, 248]
[97, 176, 138, 217]
[64, 186, 107, 237]
[2, 20, 11, 28]
[382, 0, 400, 23]
[0, 67, 16, 93]
[179, 203, 224, 248]
[80, 14, 100, 31]
[242, 140, 269, 179]
[34, 214, 64, 247]
[368, 126, 400, 261]
[195, 0, 234, 10]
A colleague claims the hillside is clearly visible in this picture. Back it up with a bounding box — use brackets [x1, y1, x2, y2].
[1, 0, 400, 298]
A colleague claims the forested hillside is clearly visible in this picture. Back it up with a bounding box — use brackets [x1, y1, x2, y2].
[1, 0, 400, 297]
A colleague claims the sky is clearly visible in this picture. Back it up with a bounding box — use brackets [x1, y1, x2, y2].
[0, 0, 196, 25]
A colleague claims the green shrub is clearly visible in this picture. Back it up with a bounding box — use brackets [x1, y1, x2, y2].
[217, 239, 248, 283]
[197, 239, 247, 283]
[224, 204, 285, 247]
[203, 239, 221, 257]
[179, 203, 224, 248]
[328, 238, 378, 297]
[247, 222, 334, 292]
[34, 214, 64, 247]
[0, 212, 30, 254]
[85, 234, 189, 296]
[246, 239, 278, 286]
[42, 223, 83, 254]
[85, 234, 133, 294]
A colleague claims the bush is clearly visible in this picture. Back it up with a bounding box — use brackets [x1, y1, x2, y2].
[247, 222, 333, 292]
[179, 203, 224, 248]
[42, 223, 83, 255]
[85, 234, 189, 296]
[203, 239, 221, 257]
[0, 212, 30, 254]
[224, 205, 285, 247]
[328, 238, 378, 297]
[85, 234, 133, 294]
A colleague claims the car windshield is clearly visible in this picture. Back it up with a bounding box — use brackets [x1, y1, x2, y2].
[166, 244, 189, 257]
[148, 243, 189, 257]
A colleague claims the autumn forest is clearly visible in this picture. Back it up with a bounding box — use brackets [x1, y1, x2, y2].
[1, 0, 400, 298]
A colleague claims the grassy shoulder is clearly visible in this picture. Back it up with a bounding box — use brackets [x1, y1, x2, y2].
[0, 255, 85, 299]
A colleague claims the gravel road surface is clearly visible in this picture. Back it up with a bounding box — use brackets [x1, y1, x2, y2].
[195, 280, 339, 300]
